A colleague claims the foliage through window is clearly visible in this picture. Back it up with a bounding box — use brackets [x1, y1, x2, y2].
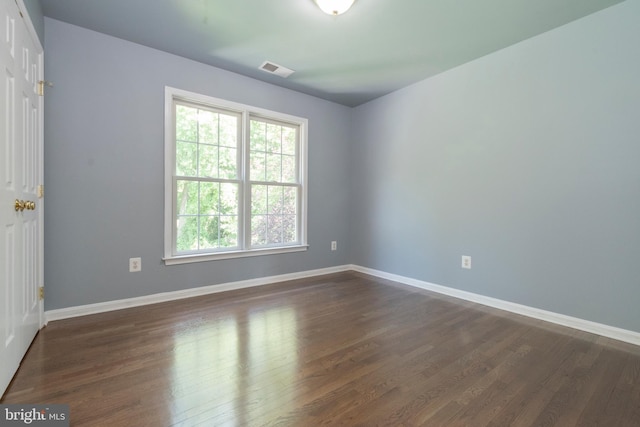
[164, 87, 307, 263]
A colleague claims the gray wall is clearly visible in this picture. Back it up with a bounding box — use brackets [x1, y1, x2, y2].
[349, 0, 640, 332]
[44, 1, 640, 334]
[44, 18, 352, 310]
[22, 0, 44, 45]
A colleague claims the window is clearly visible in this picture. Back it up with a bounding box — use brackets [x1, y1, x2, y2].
[164, 87, 308, 264]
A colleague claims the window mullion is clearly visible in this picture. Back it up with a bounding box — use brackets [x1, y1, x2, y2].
[242, 111, 251, 250]
[172, 176, 178, 255]
[196, 180, 201, 251]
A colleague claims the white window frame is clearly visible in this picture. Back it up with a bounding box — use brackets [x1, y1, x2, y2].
[163, 87, 308, 265]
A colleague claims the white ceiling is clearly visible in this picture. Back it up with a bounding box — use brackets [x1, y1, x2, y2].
[39, 0, 625, 106]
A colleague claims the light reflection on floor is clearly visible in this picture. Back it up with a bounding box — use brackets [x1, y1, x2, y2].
[169, 306, 298, 425]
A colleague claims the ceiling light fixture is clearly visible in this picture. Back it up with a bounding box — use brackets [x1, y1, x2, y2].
[314, 0, 356, 16]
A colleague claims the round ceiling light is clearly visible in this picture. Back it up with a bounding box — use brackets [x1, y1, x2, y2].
[314, 0, 356, 16]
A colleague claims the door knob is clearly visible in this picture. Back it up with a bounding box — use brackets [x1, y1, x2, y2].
[13, 200, 35, 211]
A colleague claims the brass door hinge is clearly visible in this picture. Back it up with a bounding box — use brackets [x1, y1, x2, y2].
[39, 286, 44, 300]
[37, 81, 53, 97]
[37, 184, 44, 198]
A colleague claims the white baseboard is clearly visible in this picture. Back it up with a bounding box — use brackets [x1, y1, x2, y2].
[46, 263, 640, 347]
[349, 264, 640, 346]
[45, 265, 351, 322]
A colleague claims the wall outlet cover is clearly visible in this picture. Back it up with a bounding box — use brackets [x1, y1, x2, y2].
[462, 255, 471, 269]
[129, 257, 142, 272]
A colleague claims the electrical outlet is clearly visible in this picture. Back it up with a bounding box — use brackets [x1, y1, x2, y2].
[129, 257, 142, 272]
[331, 241, 337, 251]
[462, 255, 471, 269]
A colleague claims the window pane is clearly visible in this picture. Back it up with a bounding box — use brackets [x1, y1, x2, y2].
[283, 215, 297, 243]
[283, 187, 297, 215]
[219, 114, 238, 147]
[250, 151, 266, 182]
[266, 123, 281, 153]
[176, 141, 197, 176]
[198, 144, 218, 178]
[174, 180, 240, 253]
[199, 216, 219, 249]
[250, 185, 298, 247]
[176, 216, 198, 252]
[251, 185, 267, 215]
[176, 105, 197, 142]
[220, 183, 239, 215]
[250, 121, 266, 152]
[200, 182, 219, 215]
[251, 215, 267, 246]
[198, 110, 216, 144]
[266, 153, 282, 182]
[176, 180, 198, 215]
[282, 127, 296, 155]
[267, 186, 283, 214]
[220, 215, 238, 247]
[282, 155, 296, 183]
[219, 147, 237, 179]
[267, 215, 283, 244]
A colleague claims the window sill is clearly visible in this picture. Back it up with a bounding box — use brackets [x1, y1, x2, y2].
[163, 245, 309, 265]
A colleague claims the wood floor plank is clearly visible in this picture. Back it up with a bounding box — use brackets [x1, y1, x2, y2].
[2, 271, 640, 426]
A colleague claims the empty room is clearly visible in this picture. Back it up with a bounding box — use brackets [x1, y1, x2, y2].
[2, 0, 639, 425]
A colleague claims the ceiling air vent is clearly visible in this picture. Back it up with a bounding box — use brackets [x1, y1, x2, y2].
[259, 61, 295, 78]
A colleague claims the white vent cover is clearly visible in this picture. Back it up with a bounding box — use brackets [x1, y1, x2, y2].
[259, 61, 295, 78]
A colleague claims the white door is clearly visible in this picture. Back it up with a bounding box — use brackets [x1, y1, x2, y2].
[0, 0, 44, 396]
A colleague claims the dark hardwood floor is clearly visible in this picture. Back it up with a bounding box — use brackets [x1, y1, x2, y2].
[2, 271, 640, 426]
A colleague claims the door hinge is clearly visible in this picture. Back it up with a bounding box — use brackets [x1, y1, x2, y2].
[39, 286, 44, 300]
[37, 80, 53, 97]
[37, 184, 44, 198]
